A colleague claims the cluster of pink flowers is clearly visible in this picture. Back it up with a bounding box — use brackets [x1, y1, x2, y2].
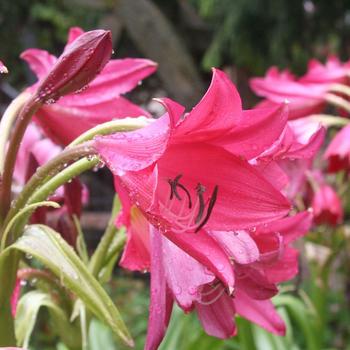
[4, 27, 349, 350]
[251, 56, 350, 227]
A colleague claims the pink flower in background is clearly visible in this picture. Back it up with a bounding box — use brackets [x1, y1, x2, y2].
[311, 184, 343, 226]
[250, 67, 328, 119]
[0, 60, 8, 74]
[299, 56, 350, 84]
[95, 69, 291, 281]
[14, 124, 87, 246]
[21, 27, 157, 145]
[324, 123, 350, 173]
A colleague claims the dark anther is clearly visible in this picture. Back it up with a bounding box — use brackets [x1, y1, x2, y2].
[168, 174, 183, 201]
[167, 174, 192, 208]
[195, 185, 218, 233]
[195, 183, 206, 224]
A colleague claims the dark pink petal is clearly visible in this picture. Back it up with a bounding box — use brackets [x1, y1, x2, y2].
[20, 48, 57, 80]
[262, 247, 299, 283]
[161, 234, 215, 310]
[171, 69, 243, 142]
[324, 123, 350, 172]
[11, 279, 21, 317]
[145, 227, 174, 350]
[236, 275, 278, 300]
[64, 178, 83, 216]
[300, 56, 348, 84]
[67, 26, 84, 45]
[257, 211, 312, 244]
[64, 58, 157, 101]
[235, 289, 285, 335]
[160, 229, 235, 291]
[312, 184, 343, 226]
[195, 285, 236, 339]
[155, 98, 185, 128]
[119, 206, 151, 271]
[208, 230, 259, 264]
[212, 104, 289, 160]
[35, 96, 149, 145]
[95, 114, 170, 174]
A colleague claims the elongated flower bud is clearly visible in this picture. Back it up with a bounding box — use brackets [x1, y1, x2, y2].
[35, 30, 112, 104]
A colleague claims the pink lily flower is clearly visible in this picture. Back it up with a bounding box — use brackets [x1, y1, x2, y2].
[299, 56, 350, 84]
[311, 183, 343, 226]
[95, 69, 291, 285]
[21, 27, 157, 145]
[0, 60, 8, 74]
[250, 67, 328, 119]
[324, 123, 350, 172]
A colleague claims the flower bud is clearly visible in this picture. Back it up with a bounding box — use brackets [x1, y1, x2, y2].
[35, 30, 112, 104]
[312, 184, 343, 226]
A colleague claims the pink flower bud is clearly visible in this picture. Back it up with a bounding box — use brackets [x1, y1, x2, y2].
[35, 30, 112, 104]
[312, 184, 343, 226]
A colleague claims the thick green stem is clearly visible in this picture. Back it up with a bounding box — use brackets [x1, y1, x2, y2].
[68, 116, 151, 147]
[89, 195, 121, 277]
[2, 143, 96, 238]
[8, 157, 99, 245]
[0, 96, 41, 220]
[0, 251, 20, 346]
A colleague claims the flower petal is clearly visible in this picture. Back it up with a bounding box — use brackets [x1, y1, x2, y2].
[35, 96, 150, 145]
[67, 26, 84, 45]
[235, 289, 285, 335]
[172, 68, 242, 142]
[95, 115, 170, 174]
[145, 226, 174, 350]
[208, 230, 259, 264]
[195, 286, 236, 339]
[20, 48, 57, 80]
[161, 235, 215, 310]
[212, 104, 289, 160]
[119, 206, 151, 271]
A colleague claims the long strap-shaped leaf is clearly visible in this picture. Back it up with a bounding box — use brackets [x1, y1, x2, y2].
[1, 224, 133, 347]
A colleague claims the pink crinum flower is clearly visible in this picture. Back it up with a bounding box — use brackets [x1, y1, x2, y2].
[93, 69, 301, 347]
[21, 27, 157, 145]
[250, 57, 350, 119]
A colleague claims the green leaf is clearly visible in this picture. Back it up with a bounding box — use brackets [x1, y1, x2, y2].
[88, 318, 116, 350]
[15, 290, 80, 349]
[11, 224, 133, 347]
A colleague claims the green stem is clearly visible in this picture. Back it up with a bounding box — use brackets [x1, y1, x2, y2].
[308, 114, 350, 127]
[9, 156, 99, 245]
[2, 143, 96, 238]
[69, 116, 151, 147]
[0, 96, 41, 220]
[325, 93, 350, 114]
[0, 251, 20, 346]
[89, 195, 121, 277]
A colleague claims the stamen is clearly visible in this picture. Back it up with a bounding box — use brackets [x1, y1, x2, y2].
[197, 285, 226, 306]
[195, 183, 206, 224]
[195, 185, 218, 233]
[167, 174, 192, 208]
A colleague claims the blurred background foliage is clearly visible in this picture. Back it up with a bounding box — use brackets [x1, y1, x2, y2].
[2, 1, 350, 349]
[3, 0, 350, 104]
